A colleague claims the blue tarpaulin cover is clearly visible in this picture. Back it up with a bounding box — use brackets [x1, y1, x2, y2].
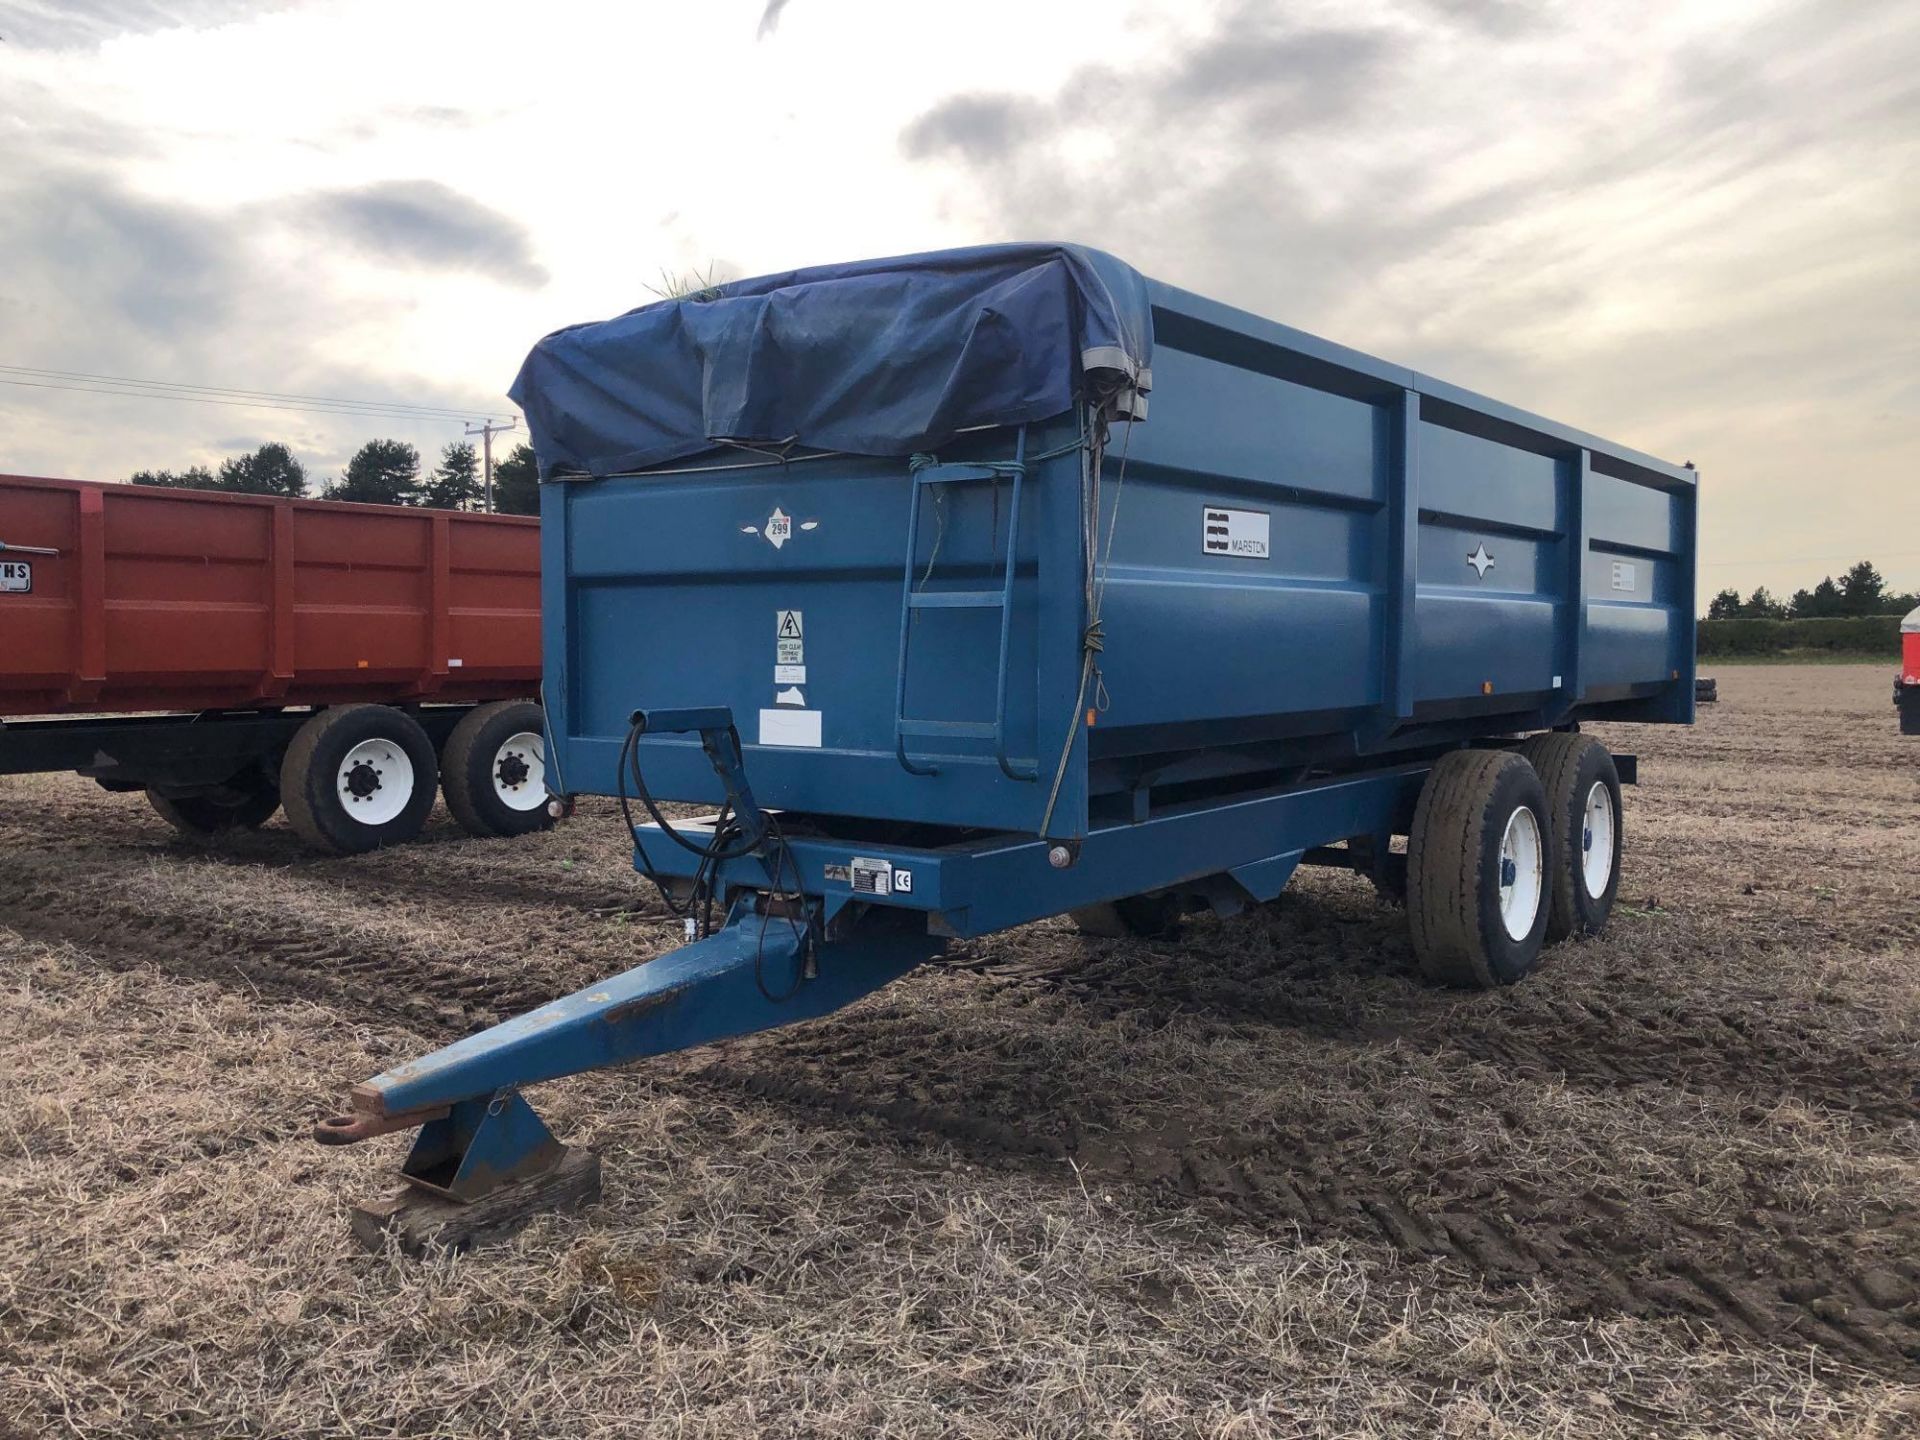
[508, 243, 1153, 477]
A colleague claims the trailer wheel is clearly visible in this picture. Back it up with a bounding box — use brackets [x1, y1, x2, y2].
[1518, 733, 1623, 942]
[1069, 894, 1184, 939]
[440, 701, 554, 839]
[281, 705, 438, 855]
[1406, 749, 1551, 987]
[147, 773, 281, 836]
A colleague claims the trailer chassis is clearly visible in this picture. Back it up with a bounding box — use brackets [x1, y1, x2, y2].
[318, 707, 1640, 1246]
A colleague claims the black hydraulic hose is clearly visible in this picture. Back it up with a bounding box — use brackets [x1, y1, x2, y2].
[625, 717, 765, 863]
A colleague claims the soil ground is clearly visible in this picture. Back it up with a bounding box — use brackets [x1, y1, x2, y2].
[2, 663, 1917, 1437]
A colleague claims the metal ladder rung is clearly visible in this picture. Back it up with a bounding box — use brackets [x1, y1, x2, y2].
[907, 589, 1004, 610]
[896, 718, 998, 740]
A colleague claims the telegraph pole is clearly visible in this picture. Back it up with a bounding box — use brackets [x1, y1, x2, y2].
[464, 417, 519, 513]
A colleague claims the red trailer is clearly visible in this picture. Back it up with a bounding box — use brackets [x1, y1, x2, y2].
[1899, 605, 1919, 736]
[0, 474, 547, 852]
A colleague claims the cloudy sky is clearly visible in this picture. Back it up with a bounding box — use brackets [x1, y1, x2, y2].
[1, 0, 1914, 597]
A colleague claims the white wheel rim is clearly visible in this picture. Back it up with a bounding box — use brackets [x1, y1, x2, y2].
[336, 738, 414, 826]
[1580, 781, 1615, 899]
[1498, 806, 1545, 941]
[491, 731, 545, 811]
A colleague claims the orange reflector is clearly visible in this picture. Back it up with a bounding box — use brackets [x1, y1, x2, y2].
[1086, 708, 1097, 726]
[357, 660, 369, 668]
[1481, 681, 1494, 695]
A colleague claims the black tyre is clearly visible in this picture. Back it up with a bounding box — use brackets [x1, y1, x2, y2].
[1518, 733, 1623, 942]
[441, 700, 553, 839]
[1406, 749, 1552, 988]
[280, 705, 438, 855]
[1069, 893, 1184, 939]
[147, 772, 281, 836]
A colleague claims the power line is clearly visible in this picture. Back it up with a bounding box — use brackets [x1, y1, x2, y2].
[1703, 548, 1920, 568]
[0, 363, 506, 424]
[0, 376, 506, 427]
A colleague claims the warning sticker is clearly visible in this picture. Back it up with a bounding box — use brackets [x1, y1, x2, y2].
[850, 857, 893, 897]
[776, 609, 803, 640]
[1202, 506, 1270, 558]
[0, 560, 31, 593]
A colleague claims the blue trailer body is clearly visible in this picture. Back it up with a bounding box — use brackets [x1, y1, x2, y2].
[320, 246, 1699, 1225]
[537, 259, 1696, 844]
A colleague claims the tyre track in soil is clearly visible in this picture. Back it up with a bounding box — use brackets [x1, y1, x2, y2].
[678, 905, 1920, 1377]
[0, 854, 594, 1039]
[938, 923, 1920, 1128]
[6, 786, 1917, 1373]
[8, 851, 1918, 1376]
[697, 1024, 1920, 1379]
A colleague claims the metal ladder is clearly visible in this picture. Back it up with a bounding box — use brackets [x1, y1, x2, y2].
[893, 431, 1037, 782]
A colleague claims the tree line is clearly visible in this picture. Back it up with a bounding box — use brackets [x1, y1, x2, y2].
[1706, 561, 1918, 622]
[129, 439, 540, 516]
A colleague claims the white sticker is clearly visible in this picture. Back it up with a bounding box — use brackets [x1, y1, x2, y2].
[776, 609, 804, 640]
[775, 664, 807, 685]
[775, 686, 807, 707]
[759, 708, 821, 748]
[0, 560, 31, 593]
[850, 857, 892, 897]
[447, 657, 463, 668]
[1201, 506, 1269, 558]
[1610, 561, 1638, 593]
[777, 638, 804, 665]
[894, 868, 913, 893]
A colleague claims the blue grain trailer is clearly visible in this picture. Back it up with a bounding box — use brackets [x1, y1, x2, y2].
[317, 245, 1697, 1233]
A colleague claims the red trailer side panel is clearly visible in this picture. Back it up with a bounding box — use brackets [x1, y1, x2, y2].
[0, 475, 539, 717]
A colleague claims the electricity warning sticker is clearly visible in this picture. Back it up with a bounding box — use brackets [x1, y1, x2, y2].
[0, 560, 30, 593]
[776, 609, 804, 665]
[1201, 506, 1269, 558]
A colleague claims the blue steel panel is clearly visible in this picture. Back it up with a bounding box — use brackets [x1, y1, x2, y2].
[1413, 594, 1559, 700]
[1098, 576, 1381, 731]
[1587, 471, 1683, 555]
[1130, 345, 1387, 506]
[1584, 600, 1676, 690]
[1417, 420, 1562, 535]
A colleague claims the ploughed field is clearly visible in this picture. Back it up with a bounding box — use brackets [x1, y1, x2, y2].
[2, 664, 1916, 1437]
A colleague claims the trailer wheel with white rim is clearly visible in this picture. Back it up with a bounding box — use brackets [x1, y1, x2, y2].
[280, 704, 439, 855]
[440, 700, 554, 839]
[1406, 748, 1552, 988]
[1519, 732, 1623, 942]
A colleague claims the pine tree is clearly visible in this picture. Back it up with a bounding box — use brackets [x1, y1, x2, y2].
[216, 442, 307, 498]
[491, 443, 540, 516]
[1706, 588, 1742, 620]
[421, 442, 482, 510]
[328, 440, 421, 505]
